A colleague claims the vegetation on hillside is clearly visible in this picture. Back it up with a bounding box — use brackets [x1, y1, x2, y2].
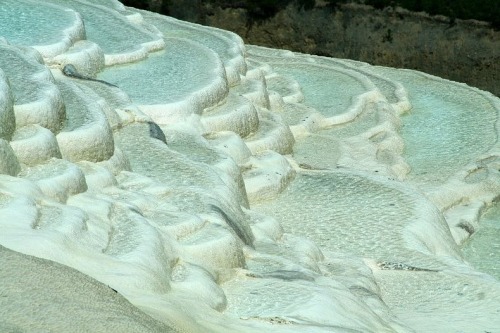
[353, 0, 499, 27]
[121, 0, 499, 28]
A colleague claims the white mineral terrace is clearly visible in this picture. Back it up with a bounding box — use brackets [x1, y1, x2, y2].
[0, 0, 499, 332]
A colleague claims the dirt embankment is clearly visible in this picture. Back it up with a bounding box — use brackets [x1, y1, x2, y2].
[167, 1, 499, 96]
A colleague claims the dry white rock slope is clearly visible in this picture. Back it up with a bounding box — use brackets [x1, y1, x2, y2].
[0, 0, 499, 332]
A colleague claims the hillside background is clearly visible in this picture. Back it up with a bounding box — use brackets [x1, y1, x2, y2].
[122, 0, 500, 96]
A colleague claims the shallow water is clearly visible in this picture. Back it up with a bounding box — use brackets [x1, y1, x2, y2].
[46, 0, 157, 55]
[462, 203, 500, 280]
[98, 41, 221, 105]
[252, 171, 454, 269]
[375, 68, 498, 185]
[270, 63, 367, 117]
[0, 0, 74, 47]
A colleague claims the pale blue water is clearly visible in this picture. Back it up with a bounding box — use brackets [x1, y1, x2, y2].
[462, 203, 500, 280]
[374, 68, 497, 185]
[0, 0, 74, 46]
[45, 0, 157, 54]
[270, 63, 367, 117]
[98, 39, 220, 105]
[141, 12, 238, 67]
[252, 171, 449, 269]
